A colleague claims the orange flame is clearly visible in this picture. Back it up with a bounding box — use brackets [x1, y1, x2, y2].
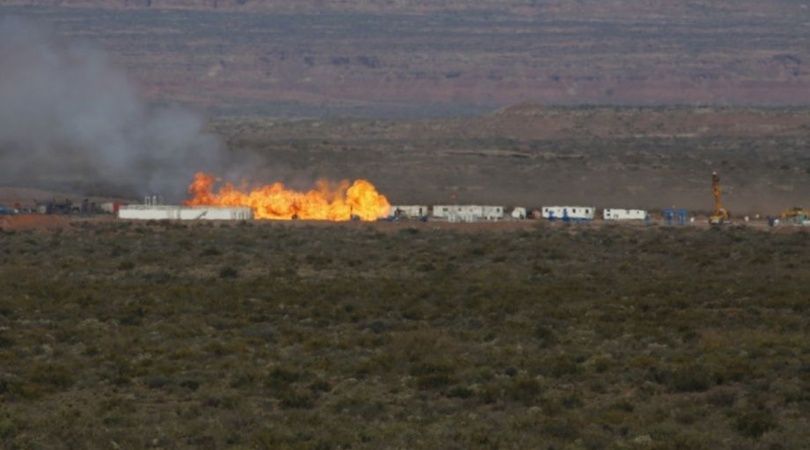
[185, 172, 391, 221]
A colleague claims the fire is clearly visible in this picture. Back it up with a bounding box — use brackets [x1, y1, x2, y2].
[185, 172, 391, 221]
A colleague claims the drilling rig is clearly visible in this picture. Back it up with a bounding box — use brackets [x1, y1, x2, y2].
[709, 171, 730, 225]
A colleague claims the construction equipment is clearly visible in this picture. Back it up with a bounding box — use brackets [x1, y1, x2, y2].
[709, 171, 730, 225]
[781, 207, 809, 225]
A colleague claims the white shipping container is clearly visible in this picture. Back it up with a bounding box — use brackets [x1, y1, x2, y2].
[603, 208, 647, 221]
[541, 206, 595, 221]
[511, 207, 527, 220]
[118, 205, 253, 221]
[390, 205, 429, 218]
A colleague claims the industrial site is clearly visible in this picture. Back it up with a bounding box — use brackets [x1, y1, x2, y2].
[2, 170, 807, 230]
[1, 2, 809, 449]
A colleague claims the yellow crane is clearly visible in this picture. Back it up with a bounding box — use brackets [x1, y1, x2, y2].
[709, 171, 730, 225]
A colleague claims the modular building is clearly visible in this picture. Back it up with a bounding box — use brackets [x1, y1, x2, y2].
[118, 205, 253, 221]
[482, 206, 504, 220]
[511, 207, 527, 220]
[432, 205, 504, 222]
[662, 208, 689, 226]
[603, 208, 647, 221]
[100, 202, 124, 214]
[390, 205, 429, 218]
[541, 206, 595, 221]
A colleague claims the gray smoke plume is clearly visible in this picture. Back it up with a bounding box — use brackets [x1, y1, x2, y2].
[0, 17, 225, 200]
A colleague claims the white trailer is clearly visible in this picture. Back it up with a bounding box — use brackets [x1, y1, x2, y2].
[511, 207, 527, 220]
[118, 205, 253, 221]
[432, 205, 503, 222]
[433, 205, 482, 220]
[541, 206, 594, 221]
[482, 206, 504, 221]
[389, 205, 429, 218]
[603, 208, 647, 221]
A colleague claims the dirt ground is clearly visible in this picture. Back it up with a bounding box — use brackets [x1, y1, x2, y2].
[0, 215, 70, 231]
[0, 215, 116, 232]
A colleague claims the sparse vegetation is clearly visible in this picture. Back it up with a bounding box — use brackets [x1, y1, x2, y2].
[0, 221, 807, 448]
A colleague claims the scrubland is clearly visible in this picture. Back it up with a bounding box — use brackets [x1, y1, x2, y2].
[0, 221, 808, 449]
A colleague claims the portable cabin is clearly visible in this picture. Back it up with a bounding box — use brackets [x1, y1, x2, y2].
[541, 206, 595, 221]
[390, 205, 429, 219]
[432, 205, 503, 222]
[662, 208, 689, 226]
[118, 205, 253, 221]
[482, 206, 504, 221]
[511, 207, 527, 220]
[603, 209, 647, 221]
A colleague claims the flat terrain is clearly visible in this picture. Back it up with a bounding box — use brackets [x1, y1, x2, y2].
[0, 221, 808, 448]
[4, 106, 808, 213]
[2, 106, 808, 213]
[3, 2, 810, 116]
[211, 106, 810, 214]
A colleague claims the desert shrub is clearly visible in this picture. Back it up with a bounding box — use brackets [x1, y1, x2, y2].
[176, 378, 199, 391]
[309, 380, 331, 393]
[28, 363, 74, 390]
[507, 376, 544, 405]
[200, 246, 222, 257]
[541, 417, 579, 440]
[417, 261, 436, 272]
[266, 367, 302, 389]
[242, 322, 275, 342]
[544, 354, 581, 378]
[416, 373, 455, 390]
[735, 409, 777, 438]
[144, 375, 172, 389]
[117, 260, 135, 271]
[219, 266, 238, 278]
[710, 356, 753, 384]
[669, 364, 714, 392]
[706, 387, 737, 408]
[229, 369, 261, 389]
[446, 385, 474, 399]
[0, 374, 21, 397]
[609, 400, 635, 412]
[119, 307, 145, 326]
[0, 333, 13, 349]
[0, 416, 17, 440]
[278, 389, 315, 409]
[534, 324, 558, 347]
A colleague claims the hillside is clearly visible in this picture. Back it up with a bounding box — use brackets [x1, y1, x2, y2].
[3, 3, 810, 116]
[4, 0, 806, 16]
